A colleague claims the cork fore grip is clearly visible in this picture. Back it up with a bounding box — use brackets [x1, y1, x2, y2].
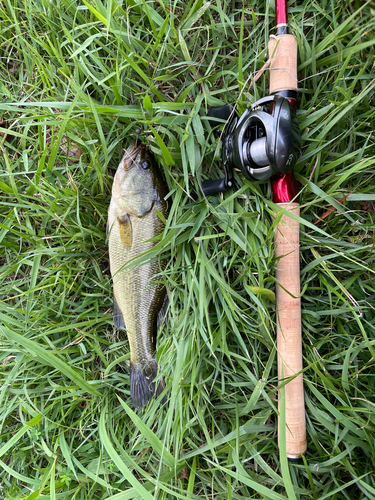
[268, 35, 298, 94]
[275, 203, 307, 459]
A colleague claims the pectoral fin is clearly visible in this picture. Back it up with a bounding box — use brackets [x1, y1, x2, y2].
[118, 214, 132, 250]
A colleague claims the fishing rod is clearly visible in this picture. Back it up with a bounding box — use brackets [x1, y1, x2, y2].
[202, 0, 307, 459]
[269, 0, 307, 461]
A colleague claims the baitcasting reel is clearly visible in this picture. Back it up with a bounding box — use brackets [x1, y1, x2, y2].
[201, 95, 301, 196]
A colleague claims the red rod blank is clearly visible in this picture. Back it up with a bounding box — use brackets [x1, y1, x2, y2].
[276, 0, 288, 26]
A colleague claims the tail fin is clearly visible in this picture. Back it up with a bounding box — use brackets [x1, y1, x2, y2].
[130, 358, 166, 408]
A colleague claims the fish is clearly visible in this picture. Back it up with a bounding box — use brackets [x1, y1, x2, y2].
[107, 140, 169, 408]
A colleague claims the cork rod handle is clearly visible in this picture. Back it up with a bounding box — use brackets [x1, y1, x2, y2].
[275, 203, 307, 459]
[268, 35, 298, 94]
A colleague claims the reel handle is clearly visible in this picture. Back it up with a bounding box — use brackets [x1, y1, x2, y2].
[207, 104, 233, 127]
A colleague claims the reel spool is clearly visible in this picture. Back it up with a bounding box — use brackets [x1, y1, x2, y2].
[201, 95, 301, 196]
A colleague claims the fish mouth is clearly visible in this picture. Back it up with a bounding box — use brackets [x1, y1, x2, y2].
[122, 140, 143, 170]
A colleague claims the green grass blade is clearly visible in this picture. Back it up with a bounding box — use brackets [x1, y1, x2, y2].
[117, 396, 177, 469]
[0, 414, 42, 459]
[0, 326, 101, 396]
[99, 407, 154, 500]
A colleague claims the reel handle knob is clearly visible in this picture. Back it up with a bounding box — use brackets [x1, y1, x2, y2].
[201, 177, 232, 196]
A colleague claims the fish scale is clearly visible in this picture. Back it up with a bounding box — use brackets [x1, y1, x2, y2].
[108, 141, 169, 408]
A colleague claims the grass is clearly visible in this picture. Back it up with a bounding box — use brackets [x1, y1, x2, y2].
[0, 0, 375, 498]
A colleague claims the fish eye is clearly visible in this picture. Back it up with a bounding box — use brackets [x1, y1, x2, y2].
[141, 160, 150, 169]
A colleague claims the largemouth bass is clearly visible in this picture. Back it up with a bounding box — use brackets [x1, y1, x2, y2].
[108, 140, 169, 408]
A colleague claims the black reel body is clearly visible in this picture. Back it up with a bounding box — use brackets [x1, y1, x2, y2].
[202, 95, 301, 196]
